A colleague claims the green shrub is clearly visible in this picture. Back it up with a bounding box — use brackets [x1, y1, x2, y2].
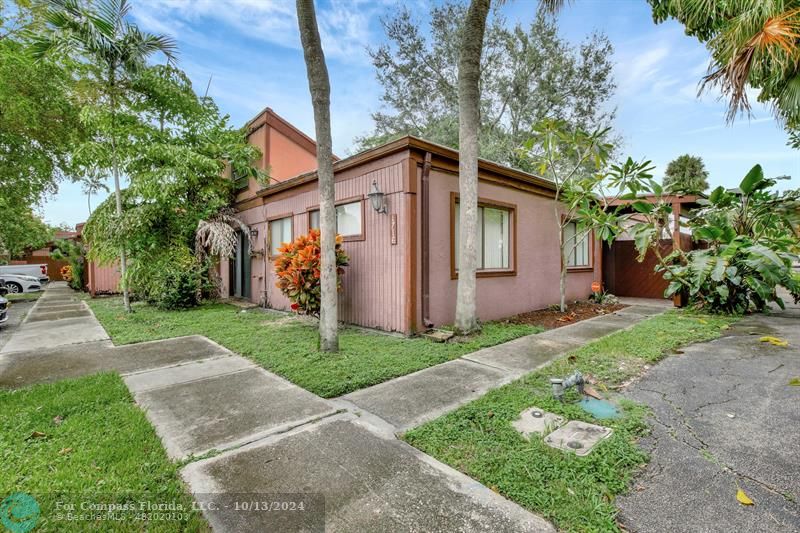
[128, 248, 209, 309]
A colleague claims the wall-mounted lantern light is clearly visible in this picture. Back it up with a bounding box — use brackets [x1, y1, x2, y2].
[367, 180, 387, 214]
[249, 228, 259, 239]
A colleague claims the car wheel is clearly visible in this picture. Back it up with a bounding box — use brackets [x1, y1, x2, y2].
[5, 282, 22, 294]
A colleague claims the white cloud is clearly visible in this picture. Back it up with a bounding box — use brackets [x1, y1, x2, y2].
[616, 44, 670, 95]
[133, 0, 388, 62]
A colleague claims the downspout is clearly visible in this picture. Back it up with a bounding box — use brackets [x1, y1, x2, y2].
[421, 152, 433, 328]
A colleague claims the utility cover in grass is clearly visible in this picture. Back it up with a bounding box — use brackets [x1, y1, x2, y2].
[544, 420, 612, 456]
[511, 407, 565, 439]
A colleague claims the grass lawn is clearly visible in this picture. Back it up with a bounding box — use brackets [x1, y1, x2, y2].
[403, 311, 737, 533]
[86, 297, 542, 398]
[0, 373, 208, 532]
[6, 292, 41, 302]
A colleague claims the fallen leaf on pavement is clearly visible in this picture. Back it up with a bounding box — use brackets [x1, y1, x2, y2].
[736, 489, 754, 506]
[759, 336, 788, 347]
[789, 378, 800, 386]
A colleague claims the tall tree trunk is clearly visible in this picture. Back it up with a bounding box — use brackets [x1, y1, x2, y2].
[454, 0, 490, 335]
[296, 0, 338, 352]
[109, 67, 131, 313]
[558, 215, 567, 312]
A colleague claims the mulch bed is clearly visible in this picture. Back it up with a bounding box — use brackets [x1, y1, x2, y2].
[501, 301, 627, 330]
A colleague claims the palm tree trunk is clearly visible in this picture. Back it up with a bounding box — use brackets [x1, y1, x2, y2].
[454, 0, 490, 335]
[296, 0, 337, 352]
[109, 66, 131, 313]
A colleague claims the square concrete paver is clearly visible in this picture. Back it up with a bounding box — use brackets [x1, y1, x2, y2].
[182, 417, 554, 533]
[134, 365, 337, 459]
[343, 359, 509, 431]
[26, 308, 92, 322]
[463, 336, 580, 372]
[0, 317, 109, 354]
[0, 335, 232, 389]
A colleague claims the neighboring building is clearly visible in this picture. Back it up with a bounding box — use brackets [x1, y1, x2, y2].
[222, 108, 602, 334]
[7, 229, 79, 281]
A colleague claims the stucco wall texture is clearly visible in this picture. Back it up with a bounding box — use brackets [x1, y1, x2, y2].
[224, 149, 598, 334]
[426, 168, 599, 326]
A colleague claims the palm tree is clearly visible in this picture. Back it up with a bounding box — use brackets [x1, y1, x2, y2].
[79, 169, 110, 214]
[650, 0, 800, 126]
[296, 0, 339, 351]
[32, 0, 176, 313]
[454, 0, 491, 335]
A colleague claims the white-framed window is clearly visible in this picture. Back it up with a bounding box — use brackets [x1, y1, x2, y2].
[309, 200, 363, 237]
[269, 216, 293, 257]
[454, 203, 512, 271]
[564, 221, 591, 268]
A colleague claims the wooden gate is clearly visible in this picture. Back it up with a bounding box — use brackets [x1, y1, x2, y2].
[602, 237, 690, 299]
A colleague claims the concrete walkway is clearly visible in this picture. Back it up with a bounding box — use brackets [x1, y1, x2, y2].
[617, 305, 800, 532]
[341, 302, 668, 431]
[0, 284, 109, 354]
[1, 283, 567, 531]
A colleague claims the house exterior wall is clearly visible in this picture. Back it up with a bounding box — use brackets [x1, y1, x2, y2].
[226, 151, 414, 334]
[268, 127, 318, 182]
[426, 168, 601, 326]
[87, 261, 120, 295]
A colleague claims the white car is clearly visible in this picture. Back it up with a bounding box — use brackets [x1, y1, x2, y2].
[1, 274, 43, 294]
[0, 264, 49, 285]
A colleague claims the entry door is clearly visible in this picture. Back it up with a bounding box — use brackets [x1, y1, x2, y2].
[232, 231, 251, 299]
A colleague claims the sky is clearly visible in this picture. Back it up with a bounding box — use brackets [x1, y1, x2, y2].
[42, 0, 800, 228]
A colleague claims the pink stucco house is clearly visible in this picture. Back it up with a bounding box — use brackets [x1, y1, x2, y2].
[220, 108, 602, 335]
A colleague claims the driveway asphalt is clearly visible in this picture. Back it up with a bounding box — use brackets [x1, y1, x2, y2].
[617, 306, 800, 532]
[0, 298, 35, 351]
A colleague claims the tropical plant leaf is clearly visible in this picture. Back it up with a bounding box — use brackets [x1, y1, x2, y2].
[739, 164, 764, 195]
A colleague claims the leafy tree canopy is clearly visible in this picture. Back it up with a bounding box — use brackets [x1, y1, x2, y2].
[83, 62, 263, 306]
[0, 206, 53, 259]
[662, 154, 710, 194]
[358, 2, 618, 172]
[0, 1, 85, 211]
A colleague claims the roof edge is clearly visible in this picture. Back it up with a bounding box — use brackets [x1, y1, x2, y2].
[257, 135, 555, 198]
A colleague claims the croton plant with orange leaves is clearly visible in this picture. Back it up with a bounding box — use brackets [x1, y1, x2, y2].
[273, 229, 349, 316]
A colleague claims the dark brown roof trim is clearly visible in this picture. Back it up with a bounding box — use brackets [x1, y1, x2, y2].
[257, 136, 555, 199]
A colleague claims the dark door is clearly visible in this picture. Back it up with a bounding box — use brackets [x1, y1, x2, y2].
[240, 231, 251, 299]
[232, 231, 251, 299]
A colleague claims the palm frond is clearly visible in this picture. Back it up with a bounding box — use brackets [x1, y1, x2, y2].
[195, 208, 251, 260]
[702, 5, 800, 122]
[538, 0, 568, 15]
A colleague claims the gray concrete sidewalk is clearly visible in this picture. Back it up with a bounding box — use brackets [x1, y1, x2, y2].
[182, 414, 555, 533]
[0, 283, 108, 353]
[617, 309, 800, 532]
[342, 303, 667, 431]
[0, 282, 558, 531]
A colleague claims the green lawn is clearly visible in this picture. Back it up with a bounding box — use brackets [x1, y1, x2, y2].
[86, 298, 542, 398]
[5, 292, 41, 302]
[0, 373, 209, 532]
[403, 311, 737, 533]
